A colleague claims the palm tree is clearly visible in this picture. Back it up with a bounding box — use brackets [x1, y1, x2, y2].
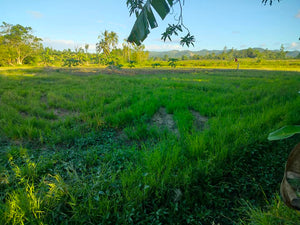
[96, 30, 118, 59]
[122, 39, 134, 62]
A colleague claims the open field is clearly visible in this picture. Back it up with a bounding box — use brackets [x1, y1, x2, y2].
[143, 59, 300, 71]
[0, 67, 300, 224]
[1, 59, 300, 72]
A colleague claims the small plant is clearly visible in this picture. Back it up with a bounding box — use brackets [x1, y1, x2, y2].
[151, 63, 161, 68]
[168, 58, 178, 68]
[63, 58, 80, 67]
[128, 60, 136, 68]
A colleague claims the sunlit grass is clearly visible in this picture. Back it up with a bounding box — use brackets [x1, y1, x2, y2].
[240, 195, 300, 224]
[0, 67, 299, 224]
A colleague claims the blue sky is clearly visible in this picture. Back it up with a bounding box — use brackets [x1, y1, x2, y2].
[1, 0, 299, 52]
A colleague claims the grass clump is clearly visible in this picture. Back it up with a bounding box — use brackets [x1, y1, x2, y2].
[240, 195, 300, 225]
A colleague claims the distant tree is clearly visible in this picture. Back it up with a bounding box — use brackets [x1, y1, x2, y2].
[75, 46, 86, 64]
[278, 44, 286, 59]
[131, 44, 149, 64]
[227, 48, 235, 61]
[181, 55, 188, 60]
[0, 35, 9, 66]
[41, 47, 55, 65]
[122, 40, 133, 62]
[246, 48, 258, 58]
[96, 30, 118, 60]
[211, 53, 216, 59]
[219, 46, 228, 60]
[0, 22, 42, 65]
[84, 44, 89, 64]
[191, 54, 200, 60]
[168, 58, 178, 68]
[84, 44, 89, 54]
[163, 54, 169, 61]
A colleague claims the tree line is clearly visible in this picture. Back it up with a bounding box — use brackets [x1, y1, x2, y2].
[0, 22, 299, 67]
[0, 22, 149, 67]
[165, 45, 293, 62]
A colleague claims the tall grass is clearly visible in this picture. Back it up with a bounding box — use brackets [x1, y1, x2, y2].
[0, 68, 299, 224]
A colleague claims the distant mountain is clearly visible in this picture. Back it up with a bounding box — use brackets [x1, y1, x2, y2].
[286, 51, 300, 58]
[149, 50, 222, 58]
[148, 49, 300, 58]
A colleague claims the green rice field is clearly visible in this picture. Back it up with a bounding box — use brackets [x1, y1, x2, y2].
[0, 67, 300, 224]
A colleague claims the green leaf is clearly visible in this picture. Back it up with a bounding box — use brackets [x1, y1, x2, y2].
[127, 0, 173, 45]
[180, 33, 195, 47]
[146, 6, 158, 29]
[151, 0, 170, 20]
[167, 0, 174, 6]
[127, 9, 150, 45]
[268, 125, 300, 141]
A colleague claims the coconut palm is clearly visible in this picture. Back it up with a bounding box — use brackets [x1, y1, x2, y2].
[96, 30, 118, 59]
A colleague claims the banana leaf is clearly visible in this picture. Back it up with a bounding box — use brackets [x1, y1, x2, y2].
[128, 0, 173, 45]
[268, 125, 300, 141]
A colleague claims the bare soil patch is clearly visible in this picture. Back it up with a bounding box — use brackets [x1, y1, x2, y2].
[53, 108, 72, 118]
[190, 110, 208, 131]
[19, 111, 29, 117]
[42, 67, 224, 76]
[151, 107, 179, 136]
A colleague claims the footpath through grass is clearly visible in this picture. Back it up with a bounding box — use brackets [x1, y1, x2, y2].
[0, 68, 300, 224]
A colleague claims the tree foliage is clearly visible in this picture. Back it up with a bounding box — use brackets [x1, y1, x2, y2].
[0, 22, 42, 65]
[96, 30, 119, 59]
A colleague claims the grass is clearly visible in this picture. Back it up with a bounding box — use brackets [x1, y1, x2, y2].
[0, 67, 300, 224]
[142, 59, 300, 71]
[240, 195, 300, 224]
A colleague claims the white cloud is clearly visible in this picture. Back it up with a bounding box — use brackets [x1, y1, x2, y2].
[145, 44, 183, 51]
[152, 38, 181, 43]
[96, 20, 126, 29]
[295, 10, 300, 18]
[108, 22, 126, 29]
[27, 11, 43, 19]
[286, 42, 300, 50]
[87, 44, 96, 52]
[43, 38, 75, 50]
[43, 38, 97, 52]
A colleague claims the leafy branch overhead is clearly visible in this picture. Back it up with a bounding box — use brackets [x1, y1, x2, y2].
[262, 0, 280, 5]
[127, 0, 281, 47]
[127, 0, 195, 47]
